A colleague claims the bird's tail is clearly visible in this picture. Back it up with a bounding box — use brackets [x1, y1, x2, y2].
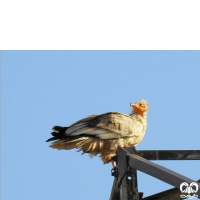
[46, 126, 68, 142]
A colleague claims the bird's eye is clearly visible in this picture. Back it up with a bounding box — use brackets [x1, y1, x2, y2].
[139, 103, 142, 106]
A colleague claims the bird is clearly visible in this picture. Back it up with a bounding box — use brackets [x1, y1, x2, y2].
[46, 99, 149, 166]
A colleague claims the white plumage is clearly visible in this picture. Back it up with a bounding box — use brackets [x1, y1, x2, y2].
[46, 99, 149, 164]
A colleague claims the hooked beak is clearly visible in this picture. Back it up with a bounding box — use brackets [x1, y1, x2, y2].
[130, 103, 138, 107]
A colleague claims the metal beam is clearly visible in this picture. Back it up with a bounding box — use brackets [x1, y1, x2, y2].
[119, 169, 141, 200]
[143, 179, 200, 200]
[109, 178, 120, 200]
[117, 146, 128, 187]
[120, 154, 139, 199]
[110, 147, 200, 200]
[128, 153, 200, 198]
[124, 147, 200, 160]
[110, 147, 141, 200]
[117, 147, 140, 200]
[137, 150, 200, 160]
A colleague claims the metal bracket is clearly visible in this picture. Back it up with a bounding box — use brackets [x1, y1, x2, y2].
[128, 153, 200, 198]
[110, 147, 200, 200]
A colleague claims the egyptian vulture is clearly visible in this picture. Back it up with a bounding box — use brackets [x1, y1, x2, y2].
[46, 99, 149, 165]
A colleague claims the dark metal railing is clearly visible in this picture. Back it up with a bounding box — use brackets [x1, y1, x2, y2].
[109, 147, 200, 200]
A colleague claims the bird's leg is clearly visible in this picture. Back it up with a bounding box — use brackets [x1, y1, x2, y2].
[111, 161, 118, 177]
[111, 160, 116, 168]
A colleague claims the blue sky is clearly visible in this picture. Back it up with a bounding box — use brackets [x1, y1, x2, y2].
[1, 51, 200, 200]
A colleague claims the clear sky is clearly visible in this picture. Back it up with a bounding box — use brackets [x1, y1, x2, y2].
[1, 50, 200, 200]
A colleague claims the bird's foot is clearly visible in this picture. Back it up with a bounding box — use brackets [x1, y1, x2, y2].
[111, 167, 118, 177]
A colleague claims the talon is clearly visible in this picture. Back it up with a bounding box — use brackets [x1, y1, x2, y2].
[111, 167, 118, 177]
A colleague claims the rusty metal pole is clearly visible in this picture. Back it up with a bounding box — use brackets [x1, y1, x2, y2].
[120, 166, 140, 200]
[110, 147, 200, 200]
[118, 147, 140, 200]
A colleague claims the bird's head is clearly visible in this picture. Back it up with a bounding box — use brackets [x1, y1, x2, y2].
[130, 99, 149, 117]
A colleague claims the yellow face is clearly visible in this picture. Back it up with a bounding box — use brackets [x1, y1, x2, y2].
[130, 100, 149, 116]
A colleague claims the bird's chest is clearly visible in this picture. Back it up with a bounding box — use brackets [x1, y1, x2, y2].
[109, 114, 140, 134]
[122, 132, 146, 147]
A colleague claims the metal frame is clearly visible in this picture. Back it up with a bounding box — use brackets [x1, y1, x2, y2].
[109, 147, 200, 200]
